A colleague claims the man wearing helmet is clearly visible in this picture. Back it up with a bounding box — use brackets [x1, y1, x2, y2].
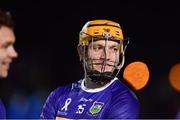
[41, 20, 139, 119]
[0, 10, 18, 119]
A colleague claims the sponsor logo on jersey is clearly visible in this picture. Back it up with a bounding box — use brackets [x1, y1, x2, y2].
[79, 97, 93, 102]
[89, 101, 104, 115]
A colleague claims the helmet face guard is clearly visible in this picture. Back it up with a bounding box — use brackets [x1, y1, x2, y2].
[78, 20, 129, 85]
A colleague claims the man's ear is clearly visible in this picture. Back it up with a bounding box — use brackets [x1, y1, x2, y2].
[77, 45, 84, 61]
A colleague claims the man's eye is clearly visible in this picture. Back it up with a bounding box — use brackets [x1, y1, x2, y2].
[113, 48, 118, 52]
[94, 46, 102, 50]
[2, 44, 9, 49]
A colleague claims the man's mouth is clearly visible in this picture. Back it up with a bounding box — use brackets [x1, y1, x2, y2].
[2, 61, 10, 70]
[92, 63, 116, 67]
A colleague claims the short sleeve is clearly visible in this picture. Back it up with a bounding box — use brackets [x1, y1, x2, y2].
[107, 89, 140, 119]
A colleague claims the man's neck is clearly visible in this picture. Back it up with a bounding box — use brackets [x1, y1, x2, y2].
[84, 77, 107, 89]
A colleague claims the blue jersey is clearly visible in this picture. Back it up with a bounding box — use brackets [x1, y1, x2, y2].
[0, 99, 6, 119]
[40, 78, 139, 119]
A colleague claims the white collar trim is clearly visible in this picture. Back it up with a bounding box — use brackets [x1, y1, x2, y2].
[81, 77, 118, 93]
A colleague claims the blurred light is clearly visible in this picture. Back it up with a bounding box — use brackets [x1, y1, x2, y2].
[169, 63, 180, 92]
[123, 61, 150, 90]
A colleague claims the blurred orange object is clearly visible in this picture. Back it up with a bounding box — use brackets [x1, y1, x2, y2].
[169, 63, 180, 92]
[123, 61, 150, 90]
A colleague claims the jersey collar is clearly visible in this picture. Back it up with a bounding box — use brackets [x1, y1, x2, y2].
[81, 77, 118, 93]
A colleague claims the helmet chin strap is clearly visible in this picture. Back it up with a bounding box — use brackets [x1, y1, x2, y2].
[86, 70, 115, 85]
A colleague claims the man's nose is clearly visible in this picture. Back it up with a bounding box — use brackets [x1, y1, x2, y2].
[8, 46, 18, 58]
[100, 49, 110, 60]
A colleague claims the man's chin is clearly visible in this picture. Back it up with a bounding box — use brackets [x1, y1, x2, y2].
[0, 72, 8, 79]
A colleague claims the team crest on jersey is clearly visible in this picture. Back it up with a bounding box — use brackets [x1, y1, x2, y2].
[89, 101, 104, 115]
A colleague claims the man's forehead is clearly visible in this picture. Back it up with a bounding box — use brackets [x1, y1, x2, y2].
[0, 26, 15, 44]
[90, 40, 120, 46]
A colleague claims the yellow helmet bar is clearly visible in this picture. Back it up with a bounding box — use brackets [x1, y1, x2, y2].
[79, 20, 124, 46]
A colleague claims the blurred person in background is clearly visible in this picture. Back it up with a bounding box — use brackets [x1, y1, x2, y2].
[7, 89, 46, 119]
[0, 9, 18, 118]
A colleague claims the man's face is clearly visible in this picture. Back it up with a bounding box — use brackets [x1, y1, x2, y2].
[87, 40, 120, 73]
[0, 26, 18, 78]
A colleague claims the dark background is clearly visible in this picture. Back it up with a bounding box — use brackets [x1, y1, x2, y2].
[0, 0, 180, 118]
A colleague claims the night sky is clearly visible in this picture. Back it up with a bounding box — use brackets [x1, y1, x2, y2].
[0, 0, 180, 118]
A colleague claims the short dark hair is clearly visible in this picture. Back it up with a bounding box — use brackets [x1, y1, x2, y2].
[0, 10, 14, 30]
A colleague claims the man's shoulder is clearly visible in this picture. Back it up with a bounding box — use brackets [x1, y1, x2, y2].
[51, 79, 83, 97]
[108, 79, 139, 118]
[110, 79, 139, 101]
[110, 79, 129, 91]
[0, 99, 6, 119]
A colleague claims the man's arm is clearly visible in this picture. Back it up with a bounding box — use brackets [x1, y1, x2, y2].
[0, 100, 6, 119]
[40, 91, 57, 119]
